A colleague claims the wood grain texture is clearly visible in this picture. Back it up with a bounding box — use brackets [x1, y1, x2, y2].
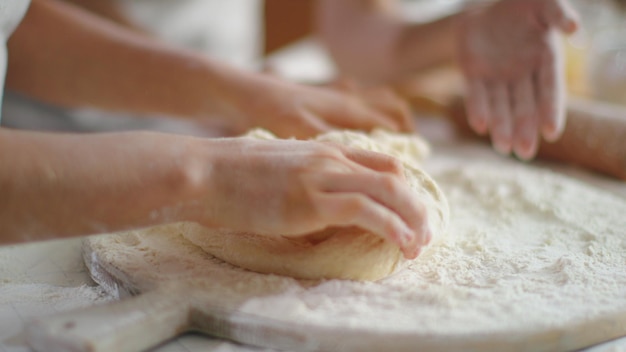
[395, 68, 626, 181]
[445, 97, 626, 180]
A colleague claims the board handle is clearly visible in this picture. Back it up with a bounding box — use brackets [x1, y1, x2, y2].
[24, 287, 190, 352]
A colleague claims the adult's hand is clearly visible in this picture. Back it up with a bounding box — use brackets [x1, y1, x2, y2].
[195, 137, 429, 259]
[228, 73, 414, 139]
[457, 0, 578, 159]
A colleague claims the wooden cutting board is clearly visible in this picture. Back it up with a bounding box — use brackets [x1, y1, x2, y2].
[23, 165, 626, 352]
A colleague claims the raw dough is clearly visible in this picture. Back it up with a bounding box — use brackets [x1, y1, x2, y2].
[82, 160, 626, 347]
[182, 129, 449, 281]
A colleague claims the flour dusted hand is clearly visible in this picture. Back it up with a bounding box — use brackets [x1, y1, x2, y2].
[181, 129, 448, 280]
[457, 0, 578, 159]
[193, 134, 430, 259]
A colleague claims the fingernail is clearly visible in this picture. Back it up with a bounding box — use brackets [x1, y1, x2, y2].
[515, 139, 538, 161]
[493, 139, 512, 155]
[563, 19, 578, 33]
[514, 129, 537, 160]
[469, 118, 488, 135]
[542, 125, 563, 142]
[403, 245, 421, 260]
[389, 222, 409, 247]
[491, 124, 513, 154]
[422, 226, 433, 245]
[515, 146, 534, 161]
[400, 226, 416, 247]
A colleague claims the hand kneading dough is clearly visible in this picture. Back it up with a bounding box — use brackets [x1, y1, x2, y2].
[182, 129, 449, 281]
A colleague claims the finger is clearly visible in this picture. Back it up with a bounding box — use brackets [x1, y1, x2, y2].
[488, 82, 514, 155]
[309, 172, 430, 248]
[540, 0, 579, 34]
[511, 76, 539, 160]
[536, 39, 566, 142]
[466, 79, 490, 135]
[291, 109, 334, 139]
[329, 77, 359, 92]
[313, 142, 405, 177]
[312, 192, 424, 259]
[320, 91, 402, 132]
[341, 148, 406, 177]
[360, 87, 415, 133]
[347, 105, 401, 132]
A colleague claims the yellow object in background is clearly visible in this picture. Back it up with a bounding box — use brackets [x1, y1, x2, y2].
[566, 0, 626, 106]
[564, 33, 590, 98]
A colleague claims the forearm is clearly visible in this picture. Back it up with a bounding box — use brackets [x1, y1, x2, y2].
[6, 0, 247, 123]
[316, 0, 404, 83]
[0, 128, 205, 244]
[317, 0, 460, 83]
[392, 15, 458, 77]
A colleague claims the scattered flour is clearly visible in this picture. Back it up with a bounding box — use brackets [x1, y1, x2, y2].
[0, 284, 111, 311]
[233, 164, 626, 334]
[85, 162, 626, 350]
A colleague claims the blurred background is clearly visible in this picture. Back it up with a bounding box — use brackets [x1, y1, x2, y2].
[5, 0, 626, 131]
[260, 0, 626, 106]
[42, 0, 626, 105]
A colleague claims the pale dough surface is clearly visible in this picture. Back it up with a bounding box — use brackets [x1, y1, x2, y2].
[182, 129, 450, 281]
[81, 158, 626, 349]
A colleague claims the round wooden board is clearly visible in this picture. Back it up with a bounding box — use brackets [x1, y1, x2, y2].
[27, 163, 626, 352]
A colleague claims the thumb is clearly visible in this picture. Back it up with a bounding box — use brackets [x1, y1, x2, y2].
[541, 0, 579, 34]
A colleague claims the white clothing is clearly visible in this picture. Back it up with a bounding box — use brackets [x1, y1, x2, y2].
[2, 0, 263, 132]
[117, 0, 263, 70]
[0, 0, 30, 121]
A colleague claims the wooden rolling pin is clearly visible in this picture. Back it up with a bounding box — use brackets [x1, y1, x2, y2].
[318, 72, 626, 180]
[443, 97, 626, 180]
[392, 62, 626, 181]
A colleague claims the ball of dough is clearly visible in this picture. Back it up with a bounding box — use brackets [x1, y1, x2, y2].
[183, 129, 449, 281]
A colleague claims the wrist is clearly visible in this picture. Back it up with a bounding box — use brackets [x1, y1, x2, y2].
[159, 54, 269, 131]
[155, 136, 217, 223]
[392, 15, 459, 79]
[166, 136, 247, 229]
[100, 132, 216, 228]
[196, 57, 267, 131]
